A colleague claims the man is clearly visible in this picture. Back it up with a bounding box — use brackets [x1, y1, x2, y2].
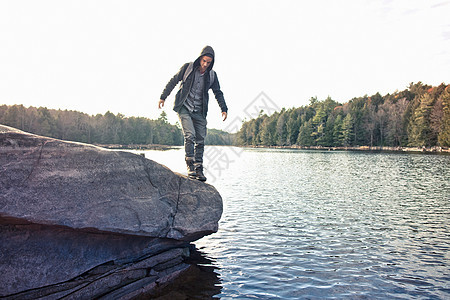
[158, 46, 228, 181]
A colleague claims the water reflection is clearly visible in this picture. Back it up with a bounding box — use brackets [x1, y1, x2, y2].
[141, 247, 222, 299]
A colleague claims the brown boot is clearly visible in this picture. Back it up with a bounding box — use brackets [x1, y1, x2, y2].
[194, 163, 207, 182]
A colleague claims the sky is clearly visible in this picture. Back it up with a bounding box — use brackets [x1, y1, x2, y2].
[1, 0, 449, 131]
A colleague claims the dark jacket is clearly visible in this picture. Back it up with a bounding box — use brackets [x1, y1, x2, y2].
[160, 46, 228, 118]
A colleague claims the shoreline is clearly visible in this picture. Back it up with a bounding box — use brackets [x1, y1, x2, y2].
[243, 145, 450, 154]
[95, 144, 179, 151]
[96, 143, 450, 154]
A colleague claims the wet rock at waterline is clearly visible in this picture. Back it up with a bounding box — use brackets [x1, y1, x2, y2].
[0, 125, 223, 298]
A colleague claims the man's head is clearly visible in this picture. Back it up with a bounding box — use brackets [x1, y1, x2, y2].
[199, 55, 213, 73]
[196, 46, 215, 73]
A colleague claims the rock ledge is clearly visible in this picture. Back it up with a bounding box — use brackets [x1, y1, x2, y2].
[0, 125, 223, 298]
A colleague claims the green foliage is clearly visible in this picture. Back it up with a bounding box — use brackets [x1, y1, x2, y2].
[0, 106, 183, 146]
[3, 82, 447, 148]
[297, 119, 314, 146]
[205, 129, 234, 145]
[260, 114, 277, 146]
[341, 113, 354, 146]
[438, 87, 450, 146]
[408, 93, 434, 146]
[236, 82, 449, 148]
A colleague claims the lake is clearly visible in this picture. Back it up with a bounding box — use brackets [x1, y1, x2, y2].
[138, 146, 450, 299]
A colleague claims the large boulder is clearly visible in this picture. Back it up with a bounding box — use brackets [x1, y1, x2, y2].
[0, 125, 223, 298]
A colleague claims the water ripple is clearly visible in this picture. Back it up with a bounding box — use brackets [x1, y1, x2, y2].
[147, 148, 450, 299]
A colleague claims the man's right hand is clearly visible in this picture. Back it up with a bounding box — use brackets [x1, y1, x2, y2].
[158, 99, 165, 109]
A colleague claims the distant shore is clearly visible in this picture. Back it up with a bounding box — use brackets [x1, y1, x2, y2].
[97, 143, 449, 154]
[95, 144, 179, 151]
[245, 145, 450, 154]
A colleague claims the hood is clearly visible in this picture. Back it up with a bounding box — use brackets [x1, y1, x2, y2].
[194, 45, 215, 71]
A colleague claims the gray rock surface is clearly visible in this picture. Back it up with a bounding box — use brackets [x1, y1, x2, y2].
[0, 125, 222, 240]
[0, 125, 223, 298]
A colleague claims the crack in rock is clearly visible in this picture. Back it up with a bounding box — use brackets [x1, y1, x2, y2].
[172, 177, 182, 228]
[165, 177, 183, 240]
[23, 141, 46, 183]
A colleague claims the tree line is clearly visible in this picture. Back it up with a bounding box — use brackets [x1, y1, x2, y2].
[0, 106, 184, 145]
[236, 82, 450, 148]
[0, 105, 233, 146]
[2, 82, 449, 148]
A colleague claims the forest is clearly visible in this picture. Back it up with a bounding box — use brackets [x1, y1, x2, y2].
[236, 82, 450, 148]
[0, 105, 233, 146]
[1, 82, 449, 148]
[0, 106, 184, 145]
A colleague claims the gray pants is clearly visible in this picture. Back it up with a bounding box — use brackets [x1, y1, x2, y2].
[178, 106, 207, 164]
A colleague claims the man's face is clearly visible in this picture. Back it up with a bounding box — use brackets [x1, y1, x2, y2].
[199, 55, 213, 73]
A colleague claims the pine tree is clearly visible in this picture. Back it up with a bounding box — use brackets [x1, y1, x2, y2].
[333, 114, 344, 146]
[297, 119, 314, 146]
[342, 113, 354, 146]
[438, 86, 450, 146]
[409, 93, 434, 146]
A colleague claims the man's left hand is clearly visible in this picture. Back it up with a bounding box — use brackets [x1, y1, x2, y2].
[222, 112, 228, 121]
